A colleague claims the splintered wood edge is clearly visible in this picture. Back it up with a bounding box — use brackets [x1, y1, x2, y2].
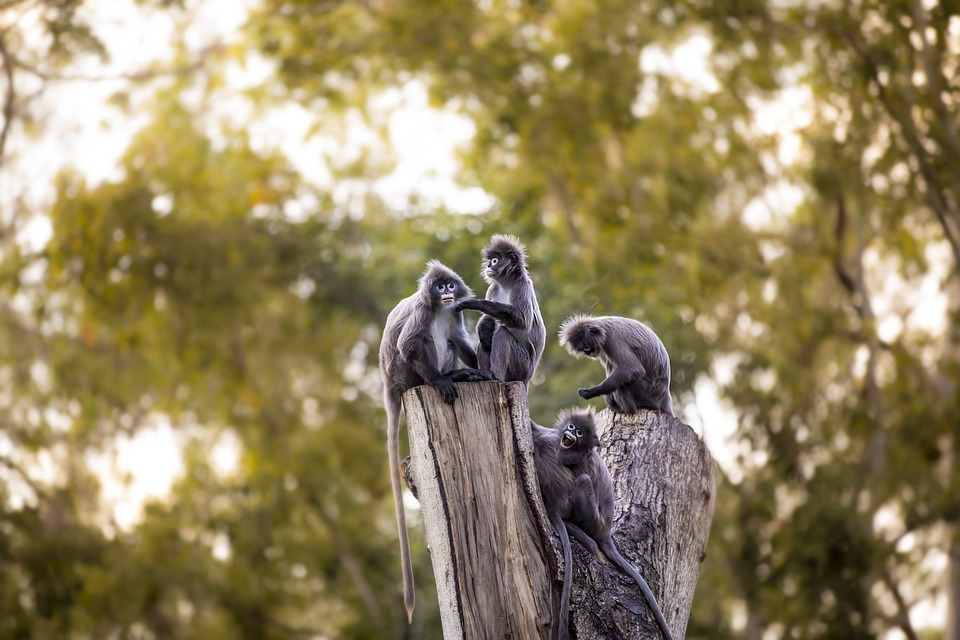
[404, 386, 465, 640]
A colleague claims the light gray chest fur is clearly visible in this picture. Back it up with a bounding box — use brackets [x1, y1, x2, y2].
[489, 282, 526, 339]
[431, 310, 458, 368]
[489, 281, 511, 304]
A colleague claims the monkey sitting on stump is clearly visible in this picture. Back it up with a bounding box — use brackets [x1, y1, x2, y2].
[535, 407, 676, 640]
[379, 260, 493, 623]
[455, 234, 546, 389]
[559, 314, 674, 416]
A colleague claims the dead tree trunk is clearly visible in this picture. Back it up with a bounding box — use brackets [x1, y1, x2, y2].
[402, 380, 716, 640]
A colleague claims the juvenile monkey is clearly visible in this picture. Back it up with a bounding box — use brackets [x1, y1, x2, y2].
[456, 234, 546, 388]
[559, 314, 674, 416]
[557, 408, 675, 640]
[379, 260, 491, 622]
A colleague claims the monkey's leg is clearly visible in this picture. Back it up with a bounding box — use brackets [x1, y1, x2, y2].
[487, 327, 515, 382]
[409, 357, 458, 404]
[634, 381, 674, 416]
[477, 343, 492, 370]
[570, 475, 604, 539]
[564, 521, 601, 558]
[491, 329, 537, 384]
[610, 389, 639, 414]
[476, 318, 495, 371]
[477, 315, 496, 350]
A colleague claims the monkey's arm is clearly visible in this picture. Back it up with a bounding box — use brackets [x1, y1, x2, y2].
[578, 366, 643, 399]
[450, 334, 479, 369]
[455, 298, 529, 331]
[564, 521, 600, 558]
[402, 343, 457, 404]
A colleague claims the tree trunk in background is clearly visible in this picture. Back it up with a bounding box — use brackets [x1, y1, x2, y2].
[402, 380, 716, 640]
[948, 524, 960, 640]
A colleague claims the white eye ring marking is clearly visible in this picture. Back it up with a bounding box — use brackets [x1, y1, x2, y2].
[490, 257, 499, 266]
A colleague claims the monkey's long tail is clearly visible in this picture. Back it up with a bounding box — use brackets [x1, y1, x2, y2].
[600, 539, 674, 640]
[386, 391, 415, 623]
[551, 515, 572, 640]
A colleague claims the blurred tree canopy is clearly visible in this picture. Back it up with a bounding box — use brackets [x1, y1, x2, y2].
[1, 0, 958, 638]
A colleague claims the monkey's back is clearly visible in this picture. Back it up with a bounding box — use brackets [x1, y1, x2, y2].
[597, 316, 672, 415]
[379, 294, 430, 393]
[531, 424, 575, 519]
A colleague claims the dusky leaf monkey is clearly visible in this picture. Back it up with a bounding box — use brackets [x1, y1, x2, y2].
[559, 314, 674, 416]
[456, 234, 546, 388]
[379, 260, 492, 622]
[532, 407, 603, 640]
[555, 408, 676, 640]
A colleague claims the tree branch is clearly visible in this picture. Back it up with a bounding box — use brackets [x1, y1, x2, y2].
[0, 35, 16, 167]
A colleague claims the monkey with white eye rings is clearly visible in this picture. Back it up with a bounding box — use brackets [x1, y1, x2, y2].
[531, 416, 578, 640]
[379, 260, 494, 623]
[455, 234, 546, 389]
[559, 314, 674, 416]
[535, 408, 675, 640]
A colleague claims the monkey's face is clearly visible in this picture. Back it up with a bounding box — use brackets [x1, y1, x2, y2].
[557, 419, 599, 467]
[433, 280, 465, 306]
[561, 321, 605, 359]
[560, 422, 581, 450]
[481, 250, 519, 283]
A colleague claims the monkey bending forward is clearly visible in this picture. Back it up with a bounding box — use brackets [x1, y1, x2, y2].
[379, 260, 493, 622]
[456, 234, 546, 388]
[559, 314, 674, 416]
[533, 408, 675, 640]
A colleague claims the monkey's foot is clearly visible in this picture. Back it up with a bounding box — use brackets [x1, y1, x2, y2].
[447, 368, 497, 382]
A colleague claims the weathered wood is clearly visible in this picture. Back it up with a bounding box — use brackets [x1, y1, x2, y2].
[403, 380, 716, 640]
[403, 380, 553, 640]
[569, 409, 716, 639]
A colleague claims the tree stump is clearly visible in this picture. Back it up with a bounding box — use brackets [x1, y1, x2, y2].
[402, 380, 716, 640]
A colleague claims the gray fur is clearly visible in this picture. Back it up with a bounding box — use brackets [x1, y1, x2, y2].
[379, 260, 480, 623]
[559, 314, 674, 415]
[531, 415, 577, 640]
[551, 409, 675, 640]
[456, 234, 546, 388]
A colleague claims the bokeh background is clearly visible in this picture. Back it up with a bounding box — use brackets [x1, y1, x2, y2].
[2, 0, 958, 638]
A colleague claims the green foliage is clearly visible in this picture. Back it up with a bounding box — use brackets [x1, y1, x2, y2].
[0, 0, 958, 638]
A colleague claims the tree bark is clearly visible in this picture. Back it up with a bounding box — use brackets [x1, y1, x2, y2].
[402, 380, 716, 640]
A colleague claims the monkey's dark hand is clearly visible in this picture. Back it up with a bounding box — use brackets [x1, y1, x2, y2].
[578, 387, 600, 400]
[454, 299, 480, 313]
[431, 375, 458, 404]
[476, 316, 496, 349]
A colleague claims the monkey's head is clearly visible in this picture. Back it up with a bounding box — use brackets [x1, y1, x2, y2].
[559, 314, 605, 359]
[420, 260, 473, 308]
[481, 234, 527, 283]
[555, 407, 600, 461]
